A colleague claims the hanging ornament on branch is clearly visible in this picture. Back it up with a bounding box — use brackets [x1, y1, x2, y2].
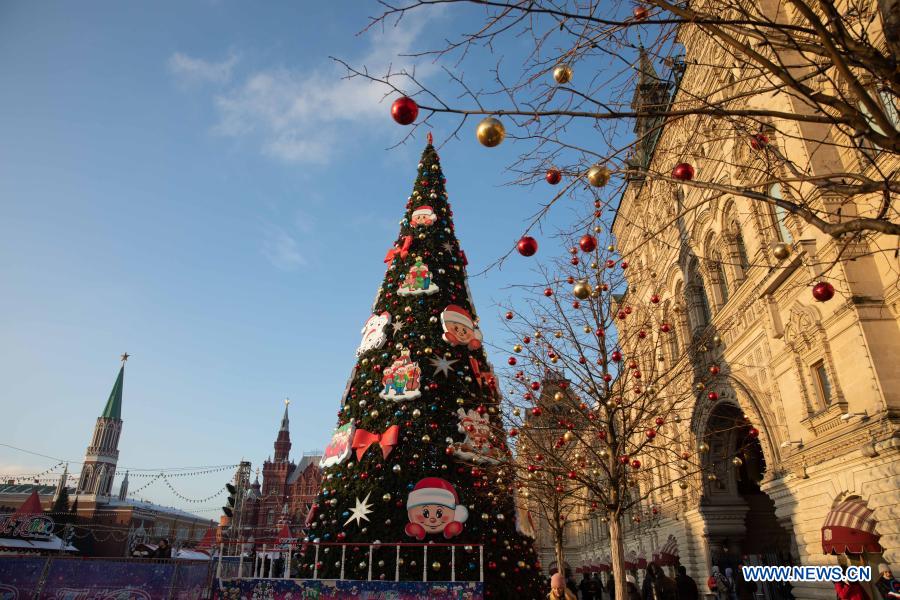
[476, 117, 506, 147]
[516, 236, 538, 257]
[553, 64, 573, 84]
[587, 165, 611, 187]
[545, 168, 562, 185]
[672, 162, 695, 181]
[391, 97, 419, 125]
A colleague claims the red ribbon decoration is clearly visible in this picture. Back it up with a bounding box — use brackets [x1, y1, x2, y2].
[384, 236, 413, 263]
[351, 425, 400, 461]
[469, 356, 499, 396]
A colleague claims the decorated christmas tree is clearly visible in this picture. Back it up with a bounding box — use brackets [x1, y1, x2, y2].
[300, 136, 545, 597]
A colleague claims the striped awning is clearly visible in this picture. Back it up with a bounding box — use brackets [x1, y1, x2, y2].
[636, 553, 648, 569]
[822, 498, 881, 554]
[659, 536, 679, 565]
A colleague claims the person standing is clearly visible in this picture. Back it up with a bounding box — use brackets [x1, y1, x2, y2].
[625, 574, 642, 600]
[154, 538, 172, 559]
[675, 566, 700, 600]
[550, 572, 577, 600]
[736, 563, 757, 600]
[835, 580, 870, 600]
[875, 564, 900, 600]
[580, 573, 595, 600]
[724, 568, 739, 600]
[643, 563, 678, 600]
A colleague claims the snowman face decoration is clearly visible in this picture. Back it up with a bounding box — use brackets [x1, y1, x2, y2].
[357, 312, 391, 356]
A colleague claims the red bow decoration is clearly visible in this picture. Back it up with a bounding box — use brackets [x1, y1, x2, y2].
[351, 425, 400, 461]
[384, 236, 413, 263]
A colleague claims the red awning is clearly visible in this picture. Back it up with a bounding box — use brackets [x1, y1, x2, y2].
[659, 536, 679, 566]
[822, 498, 881, 554]
[637, 556, 648, 569]
[196, 527, 216, 550]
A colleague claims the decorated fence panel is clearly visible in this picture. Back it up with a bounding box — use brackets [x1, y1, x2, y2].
[216, 578, 484, 599]
[0, 555, 47, 598]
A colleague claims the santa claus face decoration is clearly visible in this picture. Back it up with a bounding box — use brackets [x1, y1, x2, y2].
[410, 205, 437, 227]
[357, 312, 391, 357]
[440, 305, 483, 350]
[404, 477, 468, 540]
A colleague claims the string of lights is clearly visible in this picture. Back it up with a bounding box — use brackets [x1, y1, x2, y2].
[159, 473, 226, 504]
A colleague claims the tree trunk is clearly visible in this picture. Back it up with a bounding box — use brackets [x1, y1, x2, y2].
[555, 528, 567, 579]
[609, 514, 628, 600]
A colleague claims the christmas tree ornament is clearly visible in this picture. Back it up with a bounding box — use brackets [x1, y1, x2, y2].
[357, 312, 392, 356]
[671, 162, 695, 181]
[587, 165, 611, 187]
[391, 96, 419, 125]
[573, 280, 592, 299]
[404, 477, 469, 540]
[440, 305, 484, 350]
[453, 408, 502, 463]
[476, 117, 506, 147]
[812, 281, 835, 302]
[410, 205, 438, 228]
[732, 456, 744, 467]
[351, 425, 401, 461]
[633, 5, 650, 19]
[345, 493, 374, 527]
[322, 422, 357, 468]
[750, 133, 769, 150]
[397, 258, 440, 296]
[772, 242, 791, 260]
[516, 236, 538, 256]
[698, 441, 710, 452]
[579, 234, 598, 252]
[545, 168, 562, 185]
[378, 350, 423, 400]
[553, 64, 573, 84]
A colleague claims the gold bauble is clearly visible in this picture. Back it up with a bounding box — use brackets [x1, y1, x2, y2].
[554, 392, 564, 402]
[607, 244, 615, 252]
[554, 331, 563, 338]
[583, 325, 592, 333]
[732, 456, 744, 467]
[563, 431, 575, 442]
[573, 280, 592, 299]
[678, 481, 688, 490]
[550, 356, 558, 363]
[553, 64, 573, 84]
[698, 441, 710, 453]
[587, 165, 611, 187]
[476, 117, 506, 147]
[512, 407, 521, 416]
[772, 242, 791, 260]
[513, 344, 523, 353]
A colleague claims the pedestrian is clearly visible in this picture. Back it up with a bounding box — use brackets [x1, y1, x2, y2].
[626, 574, 642, 600]
[591, 573, 604, 600]
[711, 565, 733, 600]
[581, 573, 595, 600]
[835, 579, 870, 600]
[609, 574, 616, 600]
[550, 572, 577, 600]
[154, 538, 172, 559]
[725, 568, 739, 600]
[569, 573, 580, 596]
[642, 563, 678, 600]
[675, 565, 700, 600]
[875, 564, 900, 600]
[736, 563, 757, 600]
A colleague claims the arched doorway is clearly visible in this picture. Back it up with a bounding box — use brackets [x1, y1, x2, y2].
[700, 402, 795, 600]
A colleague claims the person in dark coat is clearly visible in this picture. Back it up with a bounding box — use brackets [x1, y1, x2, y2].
[875, 564, 900, 600]
[591, 573, 604, 599]
[626, 574, 642, 600]
[154, 538, 172, 559]
[609, 575, 616, 600]
[642, 563, 678, 600]
[580, 573, 596, 600]
[735, 563, 757, 600]
[675, 565, 700, 600]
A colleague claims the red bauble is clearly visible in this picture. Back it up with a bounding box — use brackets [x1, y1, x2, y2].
[579, 234, 598, 253]
[505, 311, 514, 320]
[655, 417, 665, 426]
[391, 96, 419, 125]
[633, 5, 650, 20]
[571, 257, 580, 265]
[508, 357, 517, 366]
[646, 429, 657, 439]
[545, 168, 562, 185]
[750, 133, 769, 150]
[748, 427, 760, 438]
[509, 428, 519, 437]
[660, 323, 671, 333]
[572, 301, 580, 308]
[708, 391, 719, 401]
[621, 261, 629, 269]
[619, 455, 630, 464]
[544, 287, 553, 297]
[709, 365, 720, 375]
[606, 259, 616, 268]
[531, 407, 543, 417]
[611, 350, 622, 362]
[631, 459, 641, 469]
[812, 281, 835, 302]
[638, 330, 647, 339]
[672, 162, 695, 181]
[650, 294, 660, 304]
[530, 381, 541, 391]
[517, 236, 538, 257]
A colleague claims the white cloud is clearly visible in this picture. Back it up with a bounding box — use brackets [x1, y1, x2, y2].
[211, 12, 438, 164]
[261, 223, 307, 270]
[168, 52, 238, 86]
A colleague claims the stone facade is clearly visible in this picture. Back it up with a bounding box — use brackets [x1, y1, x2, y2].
[549, 0, 900, 597]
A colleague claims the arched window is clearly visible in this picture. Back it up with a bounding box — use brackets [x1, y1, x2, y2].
[715, 260, 729, 304]
[686, 258, 712, 332]
[769, 183, 794, 243]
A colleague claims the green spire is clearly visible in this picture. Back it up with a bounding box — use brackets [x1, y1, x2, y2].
[101, 359, 126, 420]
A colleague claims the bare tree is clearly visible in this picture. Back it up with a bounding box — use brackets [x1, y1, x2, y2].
[339, 0, 898, 249]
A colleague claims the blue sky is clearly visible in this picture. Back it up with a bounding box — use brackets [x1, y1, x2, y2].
[0, 1, 617, 514]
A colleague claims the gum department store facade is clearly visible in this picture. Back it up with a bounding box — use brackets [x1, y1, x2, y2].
[540, 2, 900, 599]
